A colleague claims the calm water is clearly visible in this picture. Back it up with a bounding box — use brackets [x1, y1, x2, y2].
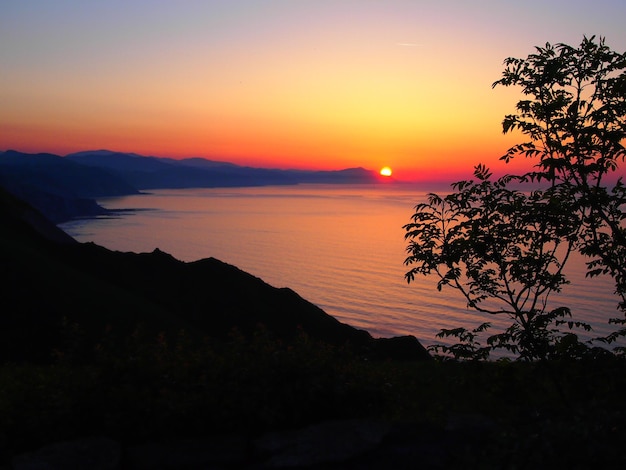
[60, 184, 620, 349]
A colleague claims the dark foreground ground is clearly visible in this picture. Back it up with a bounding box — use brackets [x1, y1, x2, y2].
[2, 186, 626, 468]
[3, 334, 626, 469]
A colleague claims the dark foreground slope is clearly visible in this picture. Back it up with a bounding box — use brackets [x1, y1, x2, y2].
[0, 185, 429, 363]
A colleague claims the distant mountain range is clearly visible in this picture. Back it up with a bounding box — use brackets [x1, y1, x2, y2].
[0, 149, 387, 222]
[63, 149, 384, 188]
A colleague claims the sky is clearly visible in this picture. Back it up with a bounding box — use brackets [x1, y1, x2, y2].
[1, 1, 625, 182]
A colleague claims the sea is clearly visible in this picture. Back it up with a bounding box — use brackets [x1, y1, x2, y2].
[59, 183, 621, 351]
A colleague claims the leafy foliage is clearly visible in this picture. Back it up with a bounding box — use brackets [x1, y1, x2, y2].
[405, 166, 588, 360]
[493, 36, 626, 342]
[405, 36, 626, 360]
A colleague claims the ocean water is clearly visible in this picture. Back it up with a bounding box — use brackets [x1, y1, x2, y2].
[60, 184, 621, 349]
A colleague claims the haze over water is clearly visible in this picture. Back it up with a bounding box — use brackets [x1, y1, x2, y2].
[59, 184, 621, 350]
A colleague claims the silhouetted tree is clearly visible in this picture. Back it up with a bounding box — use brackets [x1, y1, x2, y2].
[405, 36, 626, 359]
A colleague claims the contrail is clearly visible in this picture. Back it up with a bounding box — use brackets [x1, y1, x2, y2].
[396, 42, 423, 47]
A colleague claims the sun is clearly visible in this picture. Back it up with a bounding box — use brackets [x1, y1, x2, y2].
[379, 166, 392, 177]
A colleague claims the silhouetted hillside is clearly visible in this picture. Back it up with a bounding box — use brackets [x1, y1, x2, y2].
[0, 186, 76, 245]
[0, 187, 430, 364]
[0, 150, 137, 222]
[0, 150, 138, 197]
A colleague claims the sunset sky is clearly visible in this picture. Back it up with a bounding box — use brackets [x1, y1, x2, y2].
[2, 1, 625, 181]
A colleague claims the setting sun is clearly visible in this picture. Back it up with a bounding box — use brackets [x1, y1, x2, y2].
[380, 166, 392, 177]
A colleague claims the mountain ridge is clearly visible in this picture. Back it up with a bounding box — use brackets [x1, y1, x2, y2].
[1, 149, 389, 222]
[64, 149, 382, 188]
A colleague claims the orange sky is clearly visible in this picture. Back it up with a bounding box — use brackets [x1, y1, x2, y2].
[2, 1, 625, 182]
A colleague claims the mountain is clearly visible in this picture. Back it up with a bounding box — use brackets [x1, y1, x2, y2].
[65, 149, 382, 189]
[157, 156, 238, 168]
[0, 186, 430, 364]
[0, 184, 77, 245]
[0, 150, 138, 197]
[1, 149, 386, 222]
[65, 150, 297, 188]
[284, 167, 383, 184]
[0, 150, 138, 222]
